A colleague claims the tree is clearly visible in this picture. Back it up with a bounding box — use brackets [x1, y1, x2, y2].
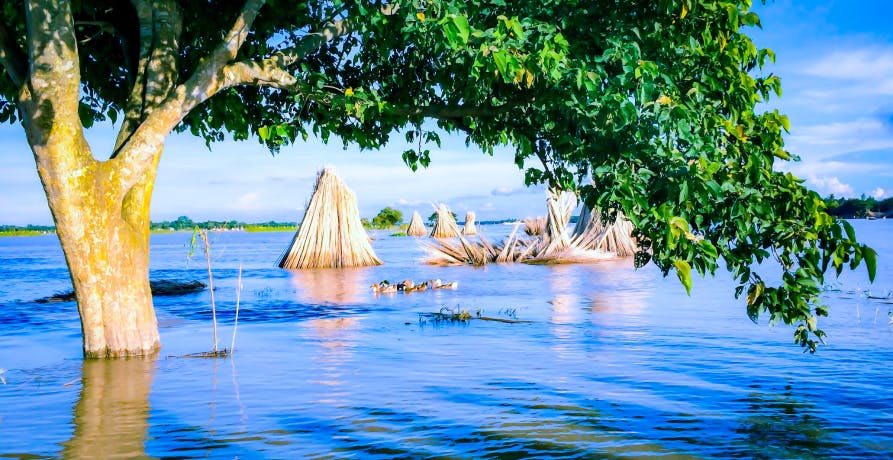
[830, 199, 872, 219]
[0, 0, 873, 357]
[371, 207, 403, 228]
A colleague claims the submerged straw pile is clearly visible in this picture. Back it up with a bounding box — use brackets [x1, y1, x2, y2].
[429, 203, 460, 238]
[462, 211, 477, 235]
[406, 211, 427, 237]
[571, 205, 637, 257]
[523, 217, 546, 236]
[278, 167, 382, 268]
[424, 189, 636, 266]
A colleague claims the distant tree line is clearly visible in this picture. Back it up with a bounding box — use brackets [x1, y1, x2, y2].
[0, 224, 55, 235]
[1, 217, 299, 234]
[824, 196, 893, 219]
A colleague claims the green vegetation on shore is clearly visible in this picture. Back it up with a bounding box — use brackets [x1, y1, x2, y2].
[0, 217, 298, 236]
[0, 225, 55, 236]
[824, 196, 893, 219]
[244, 225, 296, 232]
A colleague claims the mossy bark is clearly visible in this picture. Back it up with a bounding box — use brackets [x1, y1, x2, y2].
[36, 147, 161, 358]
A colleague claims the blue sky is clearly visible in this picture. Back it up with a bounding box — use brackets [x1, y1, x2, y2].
[1, 0, 892, 225]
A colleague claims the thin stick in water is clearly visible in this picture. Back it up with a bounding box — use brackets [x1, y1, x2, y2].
[200, 230, 218, 353]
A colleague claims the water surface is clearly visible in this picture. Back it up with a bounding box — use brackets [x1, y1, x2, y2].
[1, 222, 891, 458]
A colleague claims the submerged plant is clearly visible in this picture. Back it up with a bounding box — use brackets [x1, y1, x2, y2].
[418, 307, 531, 326]
[419, 307, 479, 325]
[184, 228, 242, 359]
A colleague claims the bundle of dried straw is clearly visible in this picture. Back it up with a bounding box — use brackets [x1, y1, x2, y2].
[462, 211, 477, 235]
[523, 217, 546, 236]
[571, 205, 637, 257]
[424, 189, 635, 266]
[406, 211, 427, 237]
[429, 203, 460, 238]
[278, 167, 382, 268]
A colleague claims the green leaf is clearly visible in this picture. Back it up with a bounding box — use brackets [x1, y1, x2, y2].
[669, 216, 689, 233]
[863, 245, 877, 282]
[258, 126, 271, 140]
[841, 220, 856, 242]
[451, 15, 471, 45]
[699, 240, 718, 260]
[779, 114, 791, 132]
[493, 50, 509, 76]
[674, 260, 693, 295]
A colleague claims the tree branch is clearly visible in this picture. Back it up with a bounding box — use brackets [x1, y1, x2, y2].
[268, 3, 398, 71]
[205, 0, 267, 74]
[220, 59, 298, 90]
[20, 0, 89, 160]
[268, 19, 352, 70]
[114, 0, 266, 188]
[0, 20, 27, 89]
[113, 0, 183, 154]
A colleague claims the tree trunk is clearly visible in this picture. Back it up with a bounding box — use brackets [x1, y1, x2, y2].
[37, 145, 160, 358]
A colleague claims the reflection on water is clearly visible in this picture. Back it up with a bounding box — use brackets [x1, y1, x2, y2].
[61, 358, 154, 459]
[587, 260, 650, 325]
[303, 317, 359, 404]
[288, 268, 370, 305]
[590, 290, 648, 316]
[734, 386, 840, 458]
[548, 266, 581, 358]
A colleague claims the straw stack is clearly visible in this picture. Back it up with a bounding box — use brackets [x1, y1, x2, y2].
[429, 203, 459, 238]
[523, 217, 546, 236]
[424, 190, 629, 266]
[278, 167, 382, 268]
[406, 211, 427, 237]
[571, 205, 637, 257]
[462, 211, 477, 235]
[541, 189, 576, 254]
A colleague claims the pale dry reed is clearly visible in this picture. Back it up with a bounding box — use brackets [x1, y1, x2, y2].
[462, 211, 477, 235]
[571, 205, 637, 257]
[523, 217, 546, 236]
[278, 167, 382, 268]
[429, 203, 460, 238]
[424, 189, 632, 266]
[406, 211, 427, 236]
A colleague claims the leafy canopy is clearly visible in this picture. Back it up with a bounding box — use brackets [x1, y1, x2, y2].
[372, 207, 403, 228]
[0, 0, 873, 351]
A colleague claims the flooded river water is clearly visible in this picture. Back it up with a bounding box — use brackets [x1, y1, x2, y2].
[0, 221, 891, 458]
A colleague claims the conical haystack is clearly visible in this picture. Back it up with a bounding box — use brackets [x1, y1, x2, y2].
[429, 203, 459, 238]
[278, 167, 382, 268]
[406, 211, 427, 236]
[462, 211, 477, 235]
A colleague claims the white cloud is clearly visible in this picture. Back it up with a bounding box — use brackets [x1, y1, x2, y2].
[870, 187, 887, 199]
[492, 186, 516, 196]
[803, 48, 893, 87]
[807, 175, 854, 197]
[786, 118, 893, 161]
[397, 198, 427, 206]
